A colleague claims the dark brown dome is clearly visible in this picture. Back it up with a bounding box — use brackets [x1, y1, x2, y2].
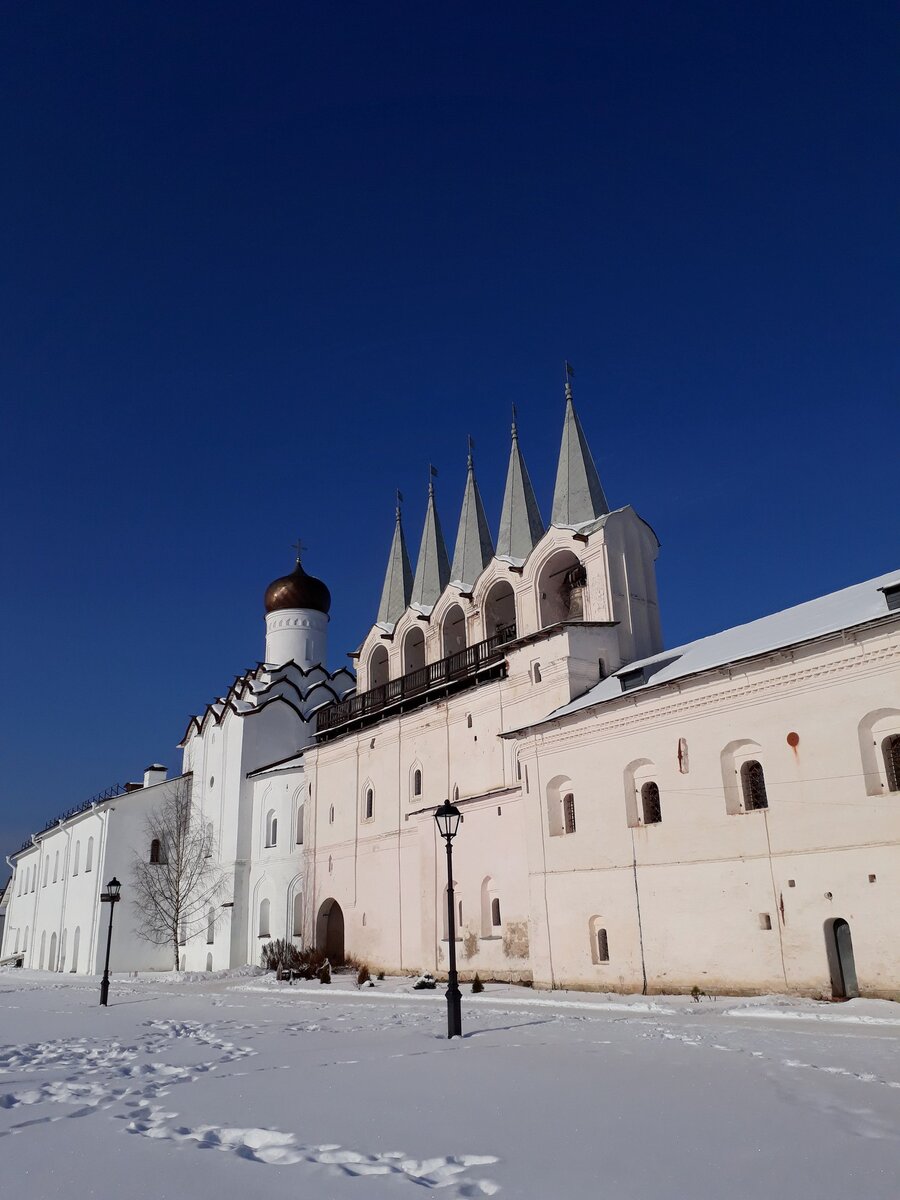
[264, 559, 331, 615]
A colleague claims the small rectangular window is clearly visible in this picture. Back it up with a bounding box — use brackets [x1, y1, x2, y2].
[619, 667, 646, 692]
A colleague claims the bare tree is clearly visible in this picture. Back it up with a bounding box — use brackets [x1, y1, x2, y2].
[131, 779, 225, 969]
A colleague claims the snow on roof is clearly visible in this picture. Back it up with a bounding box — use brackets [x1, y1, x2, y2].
[536, 569, 900, 729]
[246, 752, 306, 779]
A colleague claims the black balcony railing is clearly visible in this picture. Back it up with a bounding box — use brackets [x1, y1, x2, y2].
[317, 622, 517, 739]
[11, 783, 128, 858]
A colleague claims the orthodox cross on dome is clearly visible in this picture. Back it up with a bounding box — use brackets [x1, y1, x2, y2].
[292, 538, 307, 563]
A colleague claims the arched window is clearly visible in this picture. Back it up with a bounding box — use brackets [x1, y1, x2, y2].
[882, 735, 900, 792]
[532, 662, 542, 684]
[329, 804, 335, 824]
[483, 579, 516, 639]
[265, 809, 277, 848]
[740, 760, 768, 811]
[258, 899, 270, 938]
[296, 804, 304, 844]
[207, 907, 215, 944]
[53, 852, 59, 883]
[596, 927, 609, 962]
[48, 932, 57, 972]
[641, 782, 662, 824]
[452, 784, 460, 802]
[292, 891, 303, 938]
[206, 953, 213, 972]
[72, 842, 80, 876]
[480, 876, 500, 936]
[368, 644, 389, 689]
[150, 838, 162, 864]
[71, 927, 80, 973]
[563, 793, 576, 834]
[364, 787, 374, 821]
[205, 822, 214, 857]
[413, 768, 422, 799]
[42, 859, 48, 887]
[546, 775, 574, 837]
[403, 626, 426, 675]
[85, 838, 94, 872]
[442, 604, 467, 657]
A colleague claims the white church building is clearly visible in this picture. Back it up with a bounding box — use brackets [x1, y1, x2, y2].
[4, 383, 900, 998]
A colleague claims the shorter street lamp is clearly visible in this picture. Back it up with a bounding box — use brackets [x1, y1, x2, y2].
[434, 799, 463, 1039]
[99, 877, 122, 1007]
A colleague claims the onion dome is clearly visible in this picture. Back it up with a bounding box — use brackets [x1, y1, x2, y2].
[264, 557, 331, 615]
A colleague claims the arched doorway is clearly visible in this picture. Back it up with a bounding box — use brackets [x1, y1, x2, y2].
[316, 899, 345, 963]
[824, 918, 859, 999]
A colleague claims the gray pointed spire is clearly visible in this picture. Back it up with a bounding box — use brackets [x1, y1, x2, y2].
[450, 438, 495, 589]
[551, 379, 609, 526]
[376, 493, 414, 625]
[497, 408, 544, 561]
[410, 469, 451, 608]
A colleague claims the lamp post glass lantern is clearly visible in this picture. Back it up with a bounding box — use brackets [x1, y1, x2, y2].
[99, 877, 122, 1007]
[434, 800, 463, 1038]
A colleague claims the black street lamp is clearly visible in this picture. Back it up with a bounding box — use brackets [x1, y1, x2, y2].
[98, 877, 122, 1007]
[434, 799, 463, 1038]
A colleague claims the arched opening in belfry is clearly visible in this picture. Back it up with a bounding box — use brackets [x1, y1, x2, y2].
[316, 898, 345, 963]
[368, 644, 389, 689]
[442, 604, 467, 658]
[403, 627, 425, 675]
[483, 580, 516, 639]
[537, 550, 586, 628]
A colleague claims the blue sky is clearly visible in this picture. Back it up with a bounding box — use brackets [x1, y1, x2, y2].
[1, 2, 897, 867]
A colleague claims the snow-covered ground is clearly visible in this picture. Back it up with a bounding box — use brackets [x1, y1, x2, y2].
[2, 969, 900, 1198]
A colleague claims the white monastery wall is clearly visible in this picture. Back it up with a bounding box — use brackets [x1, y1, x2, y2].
[5, 393, 897, 1002]
[515, 615, 900, 997]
